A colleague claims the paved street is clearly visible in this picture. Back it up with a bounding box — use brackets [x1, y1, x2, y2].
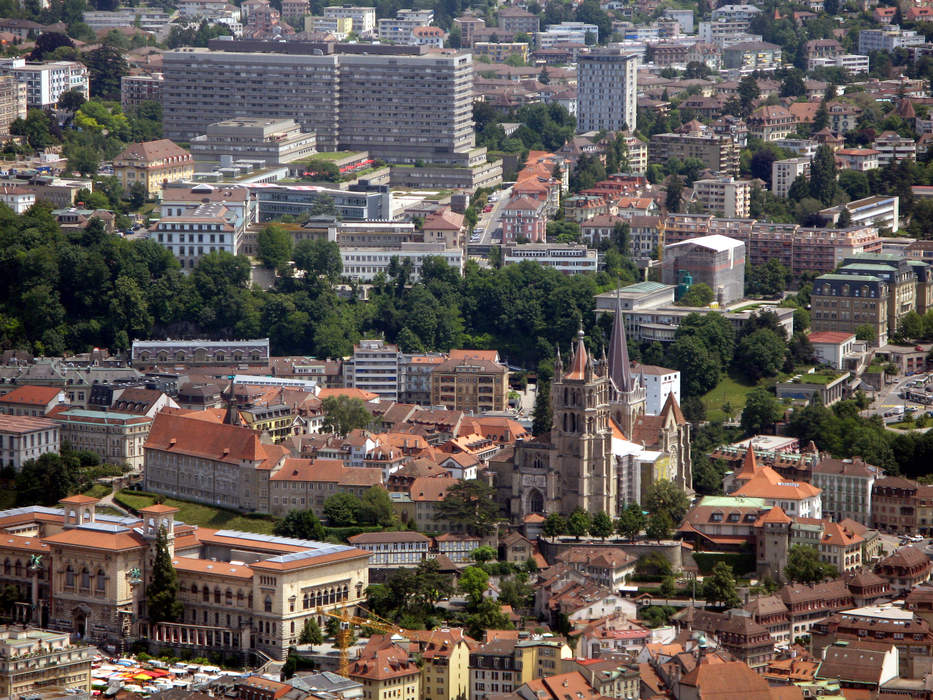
[471, 185, 511, 247]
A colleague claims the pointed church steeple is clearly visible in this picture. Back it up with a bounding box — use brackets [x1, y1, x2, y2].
[608, 288, 632, 394]
[566, 327, 587, 380]
[223, 376, 240, 426]
[554, 344, 563, 382]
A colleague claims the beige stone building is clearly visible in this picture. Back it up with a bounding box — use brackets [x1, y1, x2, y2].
[268, 458, 383, 517]
[0, 627, 91, 698]
[0, 496, 370, 661]
[49, 406, 151, 470]
[113, 139, 194, 198]
[0, 76, 25, 136]
[349, 635, 421, 700]
[429, 350, 509, 413]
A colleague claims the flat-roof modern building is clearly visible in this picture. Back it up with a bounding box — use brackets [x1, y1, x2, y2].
[662, 234, 746, 305]
[190, 118, 317, 165]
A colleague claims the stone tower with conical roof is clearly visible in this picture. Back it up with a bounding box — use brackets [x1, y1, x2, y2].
[549, 328, 615, 515]
[607, 289, 646, 437]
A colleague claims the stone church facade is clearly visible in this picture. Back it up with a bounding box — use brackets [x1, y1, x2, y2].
[509, 295, 691, 521]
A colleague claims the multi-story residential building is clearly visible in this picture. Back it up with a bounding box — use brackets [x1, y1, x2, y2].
[0, 415, 59, 469]
[722, 41, 782, 70]
[0, 627, 92, 698]
[49, 407, 151, 470]
[162, 44, 475, 165]
[304, 15, 353, 37]
[780, 579, 854, 639]
[683, 610, 774, 671]
[876, 546, 933, 594]
[0, 58, 88, 108]
[190, 118, 317, 165]
[872, 476, 920, 534]
[746, 224, 881, 276]
[469, 639, 523, 698]
[809, 53, 870, 73]
[812, 604, 933, 676]
[662, 235, 746, 305]
[628, 215, 663, 258]
[501, 197, 547, 243]
[501, 243, 598, 274]
[535, 22, 598, 47]
[0, 76, 24, 136]
[747, 105, 796, 141]
[711, 3, 761, 21]
[113, 139, 194, 198]
[453, 13, 485, 46]
[859, 27, 927, 54]
[576, 49, 638, 134]
[269, 458, 383, 517]
[280, 0, 308, 20]
[83, 7, 173, 31]
[692, 177, 751, 218]
[151, 202, 245, 271]
[835, 148, 879, 171]
[631, 364, 680, 415]
[345, 339, 400, 401]
[340, 243, 463, 283]
[404, 628, 472, 700]
[161, 183, 257, 229]
[322, 5, 375, 34]
[772, 157, 810, 198]
[0, 185, 34, 214]
[811, 457, 877, 524]
[346, 531, 431, 567]
[649, 131, 739, 176]
[429, 349, 509, 413]
[697, 19, 758, 45]
[376, 8, 433, 41]
[473, 42, 529, 63]
[872, 131, 916, 166]
[121, 73, 163, 112]
[422, 209, 464, 248]
[498, 6, 539, 35]
[811, 272, 889, 346]
[0, 385, 68, 416]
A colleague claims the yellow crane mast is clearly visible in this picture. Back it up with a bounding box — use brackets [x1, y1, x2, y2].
[321, 607, 401, 677]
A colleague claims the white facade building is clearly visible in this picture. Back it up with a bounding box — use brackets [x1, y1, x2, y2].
[0, 185, 34, 214]
[501, 243, 598, 273]
[631, 364, 680, 415]
[377, 8, 433, 41]
[340, 243, 463, 282]
[576, 49, 637, 134]
[692, 177, 751, 218]
[0, 415, 60, 469]
[772, 157, 811, 198]
[346, 531, 431, 567]
[323, 4, 376, 33]
[811, 457, 877, 524]
[345, 339, 401, 401]
[536, 22, 598, 48]
[0, 59, 88, 108]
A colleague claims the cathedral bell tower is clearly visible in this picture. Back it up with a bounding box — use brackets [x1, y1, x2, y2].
[550, 327, 615, 515]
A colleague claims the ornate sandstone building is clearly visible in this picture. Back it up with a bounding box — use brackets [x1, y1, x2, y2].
[510, 295, 691, 520]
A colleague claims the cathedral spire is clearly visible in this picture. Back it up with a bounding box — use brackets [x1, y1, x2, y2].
[566, 326, 587, 380]
[555, 344, 563, 381]
[608, 288, 632, 393]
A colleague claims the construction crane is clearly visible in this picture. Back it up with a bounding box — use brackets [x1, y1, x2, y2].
[322, 607, 401, 677]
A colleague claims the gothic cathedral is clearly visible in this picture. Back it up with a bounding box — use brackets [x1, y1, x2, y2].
[510, 294, 692, 521]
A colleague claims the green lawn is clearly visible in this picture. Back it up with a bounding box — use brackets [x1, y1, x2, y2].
[306, 151, 362, 162]
[702, 372, 777, 422]
[115, 491, 277, 534]
[82, 483, 112, 499]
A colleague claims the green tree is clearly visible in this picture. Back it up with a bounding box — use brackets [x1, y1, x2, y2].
[321, 395, 373, 436]
[459, 565, 489, 608]
[257, 224, 293, 272]
[434, 479, 500, 536]
[812, 102, 829, 133]
[293, 239, 342, 280]
[532, 380, 553, 436]
[741, 388, 783, 436]
[57, 88, 86, 112]
[82, 44, 128, 98]
[659, 575, 676, 598]
[738, 75, 761, 116]
[616, 503, 646, 541]
[645, 479, 690, 523]
[702, 561, 741, 608]
[676, 282, 714, 307]
[323, 492, 361, 526]
[298, 618, 324, 646]
[472, 545, 497, 564]
[543, 512, 566, 537]
[567, 508, 592, 540]
[646, 511, 673, 542]
[784, 544, 838, 583]
[464, 597, 513, 639]
[809, 144, 838, 205]
[274, 509, 326, 540]
[590, 510, 614, 540]
[29, 32, 75, 61]
[665, 175, 683, 213]
[855, 324, 877, 342]
[146, 525, 183, 623]
[14, 453, 81, 506]
[736, 328, 786, 379]
[665, 334, 721, 396]
[359, 486, 395, 526]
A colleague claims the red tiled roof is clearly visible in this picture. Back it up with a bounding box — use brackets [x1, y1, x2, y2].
[0, 385, 63, 407]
